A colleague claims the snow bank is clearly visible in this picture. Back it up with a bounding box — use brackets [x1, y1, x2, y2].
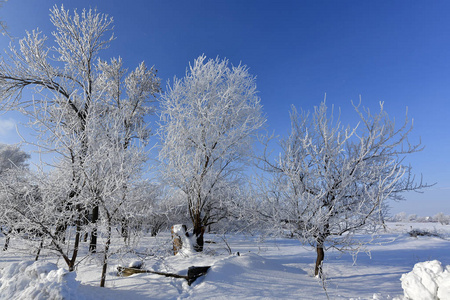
[400, 260, 450, 300]
[0, 261, 83, 300]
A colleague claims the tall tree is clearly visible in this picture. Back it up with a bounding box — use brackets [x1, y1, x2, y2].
[159, 55, 265, 251]
[0, 5, 159, 286]
[261, 101, 427, 276]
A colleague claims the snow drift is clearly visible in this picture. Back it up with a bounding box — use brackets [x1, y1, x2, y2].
[0, 261, 83, 300]
[400, 260, 450, 300]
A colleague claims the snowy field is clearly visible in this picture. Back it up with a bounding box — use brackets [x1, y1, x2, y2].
[1, 222, 449, 300]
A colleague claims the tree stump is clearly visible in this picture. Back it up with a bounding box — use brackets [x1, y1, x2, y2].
[171, 224, 195, 255]
[171, 224, 186, 255]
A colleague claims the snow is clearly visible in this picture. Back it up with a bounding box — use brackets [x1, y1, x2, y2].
[400, 260, 450, 300]
[128, 260, 144, 269]
[0, 261, 82, 300]
[0, 222, 449, 299]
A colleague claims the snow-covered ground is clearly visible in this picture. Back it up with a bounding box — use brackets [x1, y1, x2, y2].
[1, 222, 449, 299]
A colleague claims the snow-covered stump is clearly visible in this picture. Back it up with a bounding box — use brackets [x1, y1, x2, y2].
[171, 224, 195, 255]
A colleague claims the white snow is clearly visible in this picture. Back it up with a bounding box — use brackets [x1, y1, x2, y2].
[0, 221, 449, 299]
[128, 260, 144, 269]
[0, 261, 82, 300]
[400, 260, 450, 300]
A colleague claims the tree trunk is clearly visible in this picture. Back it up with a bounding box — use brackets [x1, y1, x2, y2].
[315, 245, 325, 277]
[121, 218, 128, 243]
[193, 225, 205, 252]
[89, 205, 99, 253]
[100, 217, 112, 287]
[54, 222, 67, 243]
[171, 225, 185, 255]
[67, 204, 83, 272]
[3, 235, 10, 251]
[35, 239, 44, 261]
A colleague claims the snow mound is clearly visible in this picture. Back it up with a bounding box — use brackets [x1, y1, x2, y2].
[400, 260, 450, 300]
[0, 261, 83, 300]
[192, 253, 309, 299]
[128, 260, 144, 269]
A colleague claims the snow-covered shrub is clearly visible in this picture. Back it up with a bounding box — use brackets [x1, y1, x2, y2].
[0, 261, 82, 300]
[408, 228, 441, 238]
[434, 213, 450, 225]
[400, 260, 450, 300]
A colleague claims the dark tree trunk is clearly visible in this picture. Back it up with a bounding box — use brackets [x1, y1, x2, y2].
[68, 210, 83, 272]
[315, 245, 325, 277]
[150, 227, 158, 237]
[121, 218, 128, 243]
[89, 205, 99, 253]
[54, 222, 67, 243]
[35, 239, 44, 261]
[100, 215, 112, 287]
[193, 225, 205, 252]
[3, 235, 10, 251]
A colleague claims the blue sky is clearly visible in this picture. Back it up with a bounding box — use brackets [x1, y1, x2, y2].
[0, 1, 449, 216]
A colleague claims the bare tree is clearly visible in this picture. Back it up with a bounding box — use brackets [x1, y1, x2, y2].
[159, 55, 265, 251]
[82, 93, 157, 286]
[0, 5, 116, 257]
[0, 5, 159, 286]
[261, 100, 428, 276]
[0, 143, 31, 251]
[0, 168, 83, 268]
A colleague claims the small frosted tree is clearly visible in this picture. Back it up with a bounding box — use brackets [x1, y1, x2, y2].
[0, 144, 31, 251]
[261, 101, 427, 276]
[159, 55, 265, 251]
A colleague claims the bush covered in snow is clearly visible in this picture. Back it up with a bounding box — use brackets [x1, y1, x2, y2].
[408, 229, 441, 238]
[0, 261, 83, 300]
[400, 260, 450, 300]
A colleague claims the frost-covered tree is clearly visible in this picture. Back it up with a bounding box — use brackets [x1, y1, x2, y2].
[261, 101, 427, 276]
[0, 144, 31, 251]
[434, 212, 449, 225]
[82, 99, 157, 286]
[0, 169, 76, 262]
[159, 55, 265, 251]
[0, 5, 159, 286]
[0, 143, 30, 174]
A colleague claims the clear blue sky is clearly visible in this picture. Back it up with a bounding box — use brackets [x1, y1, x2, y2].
[0, 1, 449, 216]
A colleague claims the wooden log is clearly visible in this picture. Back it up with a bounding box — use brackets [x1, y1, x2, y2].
[187, 266, 210, 285]
[117, 265, 210, 286]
